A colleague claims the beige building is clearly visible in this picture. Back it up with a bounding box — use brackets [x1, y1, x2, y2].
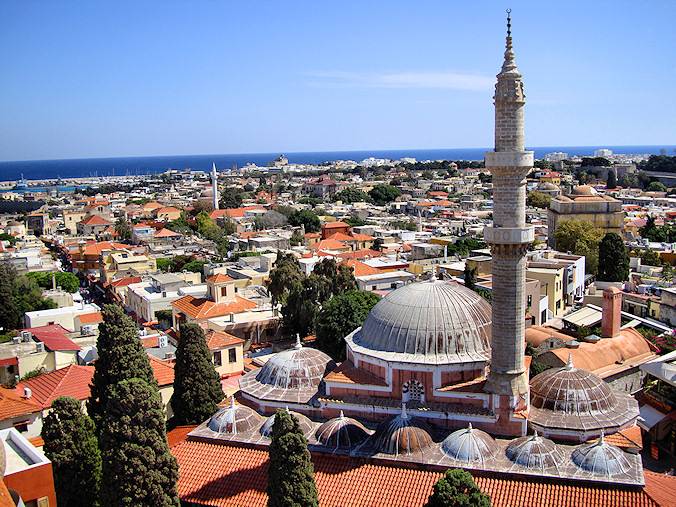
[548, 185, 624, 247]
[100, 249, 157, 283]
[205, 329, 245, 378]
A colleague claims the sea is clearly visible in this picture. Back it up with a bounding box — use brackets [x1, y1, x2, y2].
[0, 145, 674, 185]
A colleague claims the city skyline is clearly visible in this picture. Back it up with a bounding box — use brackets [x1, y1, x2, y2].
[1, 1, 675, 162]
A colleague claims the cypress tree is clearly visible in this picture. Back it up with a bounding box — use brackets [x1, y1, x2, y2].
[267, 409, 318, 507]
[598, 233, 630, 282]
[425, 469, 491, 507]
[88, 304, 156, 429]
[170, 323, 223, 425]
[100, 378, 179, 507]
[42, 396, 101, 507]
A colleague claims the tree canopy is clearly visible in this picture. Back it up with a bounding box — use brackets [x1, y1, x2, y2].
[87, 304, 156, 429]
[0, 262, 56, 332]
[288, 209, 321, 233]
[100, 378, 179, 507]
[606, 170, 617, 189]
[267, 409, 318, 507]
[219, 187, 245, 209]
[553, 220, 604, 275]
[425, 469, 490, 507]
[26, 271, 80, 293]
[639, 216, 676, 243]
[334, 188, 372, 204]
[170, 323, 223, 426]
[315, 290, 380, 361]
[267, 252, 304, 306]
[638, 154, 676, 173]
[597, 233, 629, 282]
[526, 191, 551, 209]
[114, 217, 132, 242]
[42, 396, 101, 507]
[580, 156, 611, 167]
[647, 181, 668, 192]
[368, 184, 401, 205]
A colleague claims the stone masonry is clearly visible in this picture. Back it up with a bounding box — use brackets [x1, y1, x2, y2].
[484, 12, 533, 397]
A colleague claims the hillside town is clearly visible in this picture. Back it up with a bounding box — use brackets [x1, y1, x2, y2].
[0, 15, 675, 507]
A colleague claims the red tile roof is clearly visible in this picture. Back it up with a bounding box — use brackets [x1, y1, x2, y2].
[336, 249, 383, 260]
[171, 439, 659, 507]
[341, 259, 380, 277]
[206, 273, 234, 284]
[322, 221, 350, 229]
[76, 312, 103, 325]
[109, 275, 143, 288]
[148, 355, 175, 386]
[80, 214, 112, 226]
[16, 365, 94, 409]
[154, 227, 181, 238]
[172, 295, 257, 320]
[206, 330, 244, 350]
[0, 387, 40, 421]
[643, 471, 676, 507]
[23, 324, 80, 351]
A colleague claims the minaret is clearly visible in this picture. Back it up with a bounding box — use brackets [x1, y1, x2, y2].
[484, 10, 532, 398]
[211, 162, 219, 210]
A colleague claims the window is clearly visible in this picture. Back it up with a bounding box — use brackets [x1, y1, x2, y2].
[221, 287, 227, 297]
[213, 351, 222, 366]
[527, 295, 532, 307]
[14, 421, 29, 433]
[228, 348, 237, 363]
[402, 380, 425, 403]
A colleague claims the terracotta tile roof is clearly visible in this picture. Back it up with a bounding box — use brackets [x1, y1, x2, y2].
[142, 201, 163, 211]
[148, 354, 175, 386]
[206, 273, 234, 283]
[588, 425, 643, 450]
[322, 221, 350, 229]
[171, 439, 659, 507]
[350, 233, 374, 241]
[77, 312, 103, 325]
[156, 206, 181, 214]
[80, 214, 112, 226]
[16, 365, 94, 409]
[310, 239, 349, 251]
[0, 387, 40, 421]
[109, 275, 143, 288]
[172, 295, 257, 320]
[141, 335, 160, 348]
[643, 471, 676, 507]
[324, 360, 388, 387]
[206, 330, 244, 350]
[304, 232, 321, 239]
[154, 227, 181, 238]
[23, 324, 80, 351]
[167, 425, 197, 448]
[75, 241, 128, 256]
[28, 436, 44, 447]
[341, 259, 381, 277]
[326, 232, 356, 242]
[336, 249, 383, 260]
[210, 206, 265, 220]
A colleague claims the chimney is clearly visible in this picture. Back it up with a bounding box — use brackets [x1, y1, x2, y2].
[601, 286, 622, 338]
[23, 387, 32, 399]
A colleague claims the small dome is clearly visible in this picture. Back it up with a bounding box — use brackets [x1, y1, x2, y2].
[208, 398, 263, 435]
[6, 221, 21, 227]
[530, 356, 617, 414]
[350, 280, 492, 364]
[255, 339, 335, 391]
[537, 182, 558, 191]
[572, 185, 597, 196]
[371, 404, 434, 456]
[260, 408, 313, 438]
[572, 433, 631, 477]
[315, 411, 370, 449]
[441, 423, 496, 464]
[200, 187, 214, 198]
[505, 431, 564, 471]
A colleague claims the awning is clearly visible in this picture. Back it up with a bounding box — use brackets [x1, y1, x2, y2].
[0, 357, 18, 367]
[638, 404, 668, 431]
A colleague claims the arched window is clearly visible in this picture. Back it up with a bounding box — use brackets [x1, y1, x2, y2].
[402, 379, 425, 403]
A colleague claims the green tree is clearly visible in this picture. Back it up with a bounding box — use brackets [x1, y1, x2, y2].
[290, 229, 304, 246]
[581, 157, 611, 167]
[315, 290, 379, 361]
[597, 233, 629, 282]
[26, 271, 80, 293]
[553, 220, 604, 275]
[606, 170, 617, 189]
[268, 252, 304, 306]
[368, 184, 401, 205]
[0, 262, 57, 331]
[373, 237, 384, 251]
[425, 469, 490, 507]
[156, 258, 172, 272]
[647, 181, 668, 192]
[100, 378, 179, 507]
[464, 265, 477, 290]
[282, 281, 321, 338]
[267, 409, 318, 507]
[87, 304, 156, 429]
[526, 191, 551, 209]
[0, 233, 17, 245]
[182, 259, 206, 275]
[219, 187, 244, 209]
[42, 396, 101, 507]
[311, 258, 356, 301]
[334, 188, 372, 204]
[288, 210, 321, 233]
[114, 217, 132, 242]
[170, 323, 223, 426]
[639, 248, 662, 266]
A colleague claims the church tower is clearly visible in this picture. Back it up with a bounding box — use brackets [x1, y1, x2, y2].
[211, 162, 220, 210]
[484, 11, 533, 398]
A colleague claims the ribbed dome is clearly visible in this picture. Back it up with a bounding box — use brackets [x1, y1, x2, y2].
[530, 357, 617, 415]
[260, 408, 313, 438]
[315, 411, 370, 449]
[505, 431, 564, 471]
[372, 404, 434, 456]
[441, 423, 496, 464]
[572, 185, 597, 196]
[572, 434, 631, 477]
[537, 182, 559, 191]
[255, 341, 335, 390]
[351, 280, 491, 364]
[208, 398, 263, 435]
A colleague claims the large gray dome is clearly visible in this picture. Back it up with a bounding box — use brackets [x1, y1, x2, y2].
[349, 279, 491, 364]
[441, 423, 496, 464]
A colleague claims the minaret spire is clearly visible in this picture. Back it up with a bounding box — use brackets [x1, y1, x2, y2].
[501, 9, 518, 75]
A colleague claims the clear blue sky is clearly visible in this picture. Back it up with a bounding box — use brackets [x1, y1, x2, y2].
[1, 0, 675, 161]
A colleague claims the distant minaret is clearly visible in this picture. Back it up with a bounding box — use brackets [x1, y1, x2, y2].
[484, 10, 532, 397]
[211, 162, 219, 210]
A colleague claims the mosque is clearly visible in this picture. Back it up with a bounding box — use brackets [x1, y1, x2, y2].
[187, 12, 644, 488]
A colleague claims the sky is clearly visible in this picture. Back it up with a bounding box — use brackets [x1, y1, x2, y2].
[1, 0, 675, 162]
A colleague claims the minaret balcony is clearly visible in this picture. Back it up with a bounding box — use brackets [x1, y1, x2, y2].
[484, 150, 533, 169]
[484, 226, 534, 245]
